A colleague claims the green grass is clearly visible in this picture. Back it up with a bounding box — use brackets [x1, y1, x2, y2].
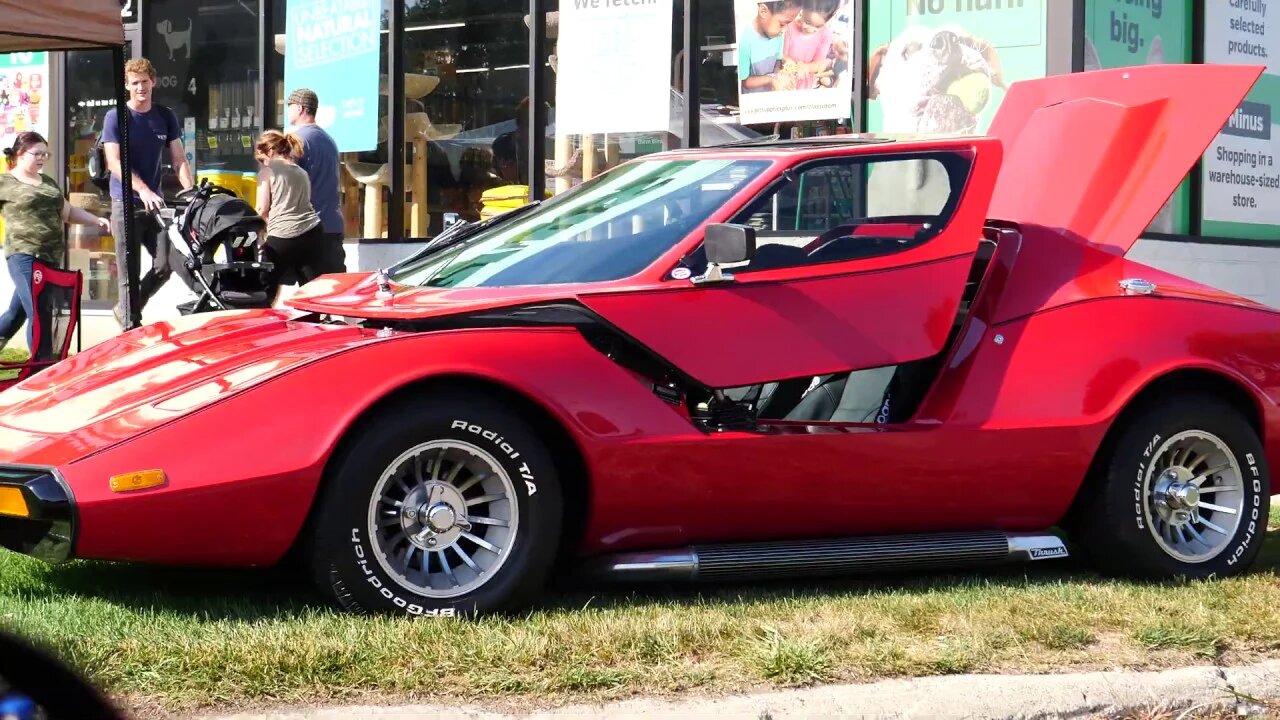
[0, 346, 27, 381]
[3, 509, 1280, 716]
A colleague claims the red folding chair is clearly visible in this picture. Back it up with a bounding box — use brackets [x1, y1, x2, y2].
[0, 260, 83, 391]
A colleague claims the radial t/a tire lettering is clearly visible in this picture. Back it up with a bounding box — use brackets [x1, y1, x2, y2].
[1068, 394, 1270, 580]
[307, 391, 563, 617]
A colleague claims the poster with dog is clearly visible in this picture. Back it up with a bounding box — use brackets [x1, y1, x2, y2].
[865, 1, 1047, 137]
[862, 2, 1044, 217]
[1085, 0, 1190, 235]
[734, 0, 857, 124]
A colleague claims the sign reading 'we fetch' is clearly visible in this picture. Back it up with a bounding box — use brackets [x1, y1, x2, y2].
[556, 0, 674, 134]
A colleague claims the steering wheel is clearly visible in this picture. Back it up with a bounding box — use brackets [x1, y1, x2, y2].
[0, 631, 123, 719]
[801, 224, 860, 254]
[801, 217, 937, 255]
[838, 214, 938, 225]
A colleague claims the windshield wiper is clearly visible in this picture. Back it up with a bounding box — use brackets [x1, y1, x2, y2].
[388, 201, 543, 273]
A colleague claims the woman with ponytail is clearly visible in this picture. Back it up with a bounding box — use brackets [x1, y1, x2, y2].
[254, 129, 323, 303]
[0, 132, 108, 358]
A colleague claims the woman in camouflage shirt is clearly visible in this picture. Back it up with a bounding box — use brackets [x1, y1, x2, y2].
[0, 132, 109, 360]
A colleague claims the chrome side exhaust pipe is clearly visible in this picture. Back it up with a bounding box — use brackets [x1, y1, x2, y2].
[584, 531, 1068, 583]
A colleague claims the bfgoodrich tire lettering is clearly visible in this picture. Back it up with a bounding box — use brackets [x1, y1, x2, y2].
[309, 392, 563, 616]
[1070, 393, 1270, 580]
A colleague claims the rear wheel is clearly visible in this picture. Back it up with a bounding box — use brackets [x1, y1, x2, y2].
[1069, 394, 1269, 580]
[308, 392, 562, 617]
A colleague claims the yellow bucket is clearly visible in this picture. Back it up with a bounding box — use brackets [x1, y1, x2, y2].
[479, 185, 552, 220]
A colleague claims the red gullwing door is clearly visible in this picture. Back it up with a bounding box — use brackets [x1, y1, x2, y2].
[579, 137, 1003, 389]
[986, 63, 1263, 255]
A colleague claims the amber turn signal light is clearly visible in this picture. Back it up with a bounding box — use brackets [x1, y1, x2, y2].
[109, 469, 167, 493]
[0, 487, 29, 518]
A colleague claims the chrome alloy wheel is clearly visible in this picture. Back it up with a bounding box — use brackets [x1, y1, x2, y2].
[368, 440, 519, 598]
[1143, 430, 1246, 563]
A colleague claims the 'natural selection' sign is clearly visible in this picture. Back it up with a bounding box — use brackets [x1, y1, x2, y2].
[284, 0, 380, 152]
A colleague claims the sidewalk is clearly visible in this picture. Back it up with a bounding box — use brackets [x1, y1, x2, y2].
[189, 660, 1280, 720]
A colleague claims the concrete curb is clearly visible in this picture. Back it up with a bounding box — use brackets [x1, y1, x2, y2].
[189, 660, 1280, 719]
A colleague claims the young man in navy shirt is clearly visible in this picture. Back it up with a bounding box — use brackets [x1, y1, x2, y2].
[286, 88, 345, 274]
[103, 57, 194, 328]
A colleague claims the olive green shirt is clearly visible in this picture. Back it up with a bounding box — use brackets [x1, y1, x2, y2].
[0, 174, 64, 264]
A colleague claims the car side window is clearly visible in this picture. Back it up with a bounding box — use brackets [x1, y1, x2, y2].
[718, 153, 967, 274]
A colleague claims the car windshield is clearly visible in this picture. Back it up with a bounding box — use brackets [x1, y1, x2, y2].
[390, 158, 770, 288]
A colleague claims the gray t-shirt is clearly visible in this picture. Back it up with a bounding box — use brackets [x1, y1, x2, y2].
[294, 123, 343, 234]
[265, 159, 321, 239]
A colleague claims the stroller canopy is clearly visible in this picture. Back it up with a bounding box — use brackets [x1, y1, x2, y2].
[0, 0, 125, 52]
[189, 192, 264, 244]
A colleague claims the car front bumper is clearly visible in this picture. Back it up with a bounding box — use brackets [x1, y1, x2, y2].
[0, 466, 75, 564]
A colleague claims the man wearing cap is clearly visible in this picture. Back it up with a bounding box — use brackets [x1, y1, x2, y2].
[287, 88, 345, 273]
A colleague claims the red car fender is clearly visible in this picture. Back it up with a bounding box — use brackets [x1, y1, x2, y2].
[61, 326, 697, 566]
[918, 295, 1280, 522]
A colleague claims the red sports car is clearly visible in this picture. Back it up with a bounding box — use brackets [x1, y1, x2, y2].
[0, 64, 1275, 617]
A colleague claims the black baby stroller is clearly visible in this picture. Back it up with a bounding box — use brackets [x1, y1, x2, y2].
[160, 179, 277, 315]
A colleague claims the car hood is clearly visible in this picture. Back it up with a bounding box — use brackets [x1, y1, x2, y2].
[987, 63, 1263, 256]
[0, 310, 379, 466]
[286, 272, 604, 320]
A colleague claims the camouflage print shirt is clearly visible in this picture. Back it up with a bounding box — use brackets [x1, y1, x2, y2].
[0, 173, 65, 264]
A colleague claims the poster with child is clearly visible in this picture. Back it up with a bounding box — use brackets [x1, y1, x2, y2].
[735, 0, 855, 124]
[0, 52, 49, 152]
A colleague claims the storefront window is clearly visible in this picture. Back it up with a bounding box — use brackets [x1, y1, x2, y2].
[538, 0, 686, 207]
[395, 0, 531, 239]
[148, 0, 263, 200]
[258, 0, 788, 245]
[63, 49, 119, 310]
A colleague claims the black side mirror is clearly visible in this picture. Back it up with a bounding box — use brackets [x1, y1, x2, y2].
[704, 223, 756, 265]
[693, 224, 756, 285]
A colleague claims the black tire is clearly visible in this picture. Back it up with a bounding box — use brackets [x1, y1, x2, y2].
[308, 391, 562, 617]
[1068, 393, 1270, 580]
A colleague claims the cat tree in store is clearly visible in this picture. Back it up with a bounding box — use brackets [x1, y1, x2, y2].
[274, 36, 459, 239]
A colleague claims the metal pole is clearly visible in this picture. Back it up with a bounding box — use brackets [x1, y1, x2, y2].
[682, 0, 699, 148]
[260, 0, 276, 130]
[388, 0, 406, 242]
[1190, 2, 1205, 238]
[112, 45, 140, 329]
[1045, 0, 1078, 76]
[528, 0, 546, 203]
[852, 0, 864, 130]
[1070, 0, 1086, 72]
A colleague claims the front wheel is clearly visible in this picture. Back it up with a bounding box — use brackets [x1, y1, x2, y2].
[308, 392, 563, 617]
[1069, 394, 1270, 580]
